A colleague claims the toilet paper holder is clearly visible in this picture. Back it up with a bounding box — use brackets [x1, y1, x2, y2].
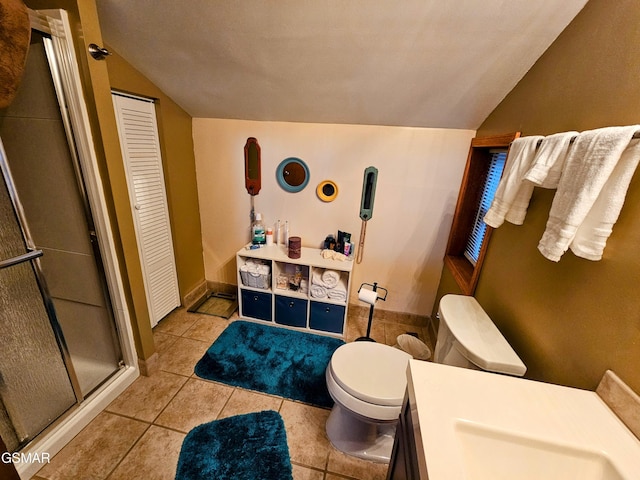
[355, 282, 387, 342]
[357, 282, 387, 302]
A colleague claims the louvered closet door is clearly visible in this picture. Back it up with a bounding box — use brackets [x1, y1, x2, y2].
[112, 93, 180, 327]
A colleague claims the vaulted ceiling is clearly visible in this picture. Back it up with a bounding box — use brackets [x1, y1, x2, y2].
[96, 0, 588, 129]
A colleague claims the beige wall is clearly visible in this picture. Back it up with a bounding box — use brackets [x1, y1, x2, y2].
[194, 119, 475, 315]
[436, 0, 640, 393]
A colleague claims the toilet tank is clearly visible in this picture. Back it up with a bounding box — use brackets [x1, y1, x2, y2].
[434, 295, 526, 377]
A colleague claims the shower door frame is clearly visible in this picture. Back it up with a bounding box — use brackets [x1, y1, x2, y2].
[11, 9, 139, 479]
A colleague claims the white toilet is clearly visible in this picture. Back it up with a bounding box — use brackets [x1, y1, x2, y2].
[433, 294, 526, 375]
[325, 294, 526, 463]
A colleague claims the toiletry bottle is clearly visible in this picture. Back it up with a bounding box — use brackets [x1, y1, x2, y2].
[266, 227, 274, 246]
[283, 220, 289, 246]
[252, 213, 266, 245]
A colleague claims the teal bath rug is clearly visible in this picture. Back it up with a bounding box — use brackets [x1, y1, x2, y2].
[194, 320, 344, 408]
[175, 410, 292, 480]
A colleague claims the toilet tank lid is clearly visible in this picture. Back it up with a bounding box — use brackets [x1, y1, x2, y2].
[439, 295, 526, 376]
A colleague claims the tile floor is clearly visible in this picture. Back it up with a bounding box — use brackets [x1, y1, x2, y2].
[35, 307, 433, 480]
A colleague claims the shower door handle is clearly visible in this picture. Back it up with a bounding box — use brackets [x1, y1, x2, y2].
[0, 250, 43, 270]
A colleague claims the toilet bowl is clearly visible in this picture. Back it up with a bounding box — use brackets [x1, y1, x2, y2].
[325, 294, 526, 463]
[325, 341, 411, 462]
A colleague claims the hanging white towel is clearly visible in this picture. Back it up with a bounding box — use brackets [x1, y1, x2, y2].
[538, 126, 640, 262]
[524, 131, 579, 188]
[569, 137, 640, 260]
[484, 136, 544, 228]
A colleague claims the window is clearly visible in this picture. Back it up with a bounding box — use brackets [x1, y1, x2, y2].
[444, 133, 520, 295]
[463, 150, 507, 264]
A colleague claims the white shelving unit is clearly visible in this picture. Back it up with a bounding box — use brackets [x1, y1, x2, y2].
[236, 244, 353, 337]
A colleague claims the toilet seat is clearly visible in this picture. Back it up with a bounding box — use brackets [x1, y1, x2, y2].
[327, 342, 411, 420]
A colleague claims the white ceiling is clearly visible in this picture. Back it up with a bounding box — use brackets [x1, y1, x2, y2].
[96, 0, 588, 130]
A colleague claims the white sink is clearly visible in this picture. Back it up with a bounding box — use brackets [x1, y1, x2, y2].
[455, 420, 625, 480]
[406, 361, 640, 480]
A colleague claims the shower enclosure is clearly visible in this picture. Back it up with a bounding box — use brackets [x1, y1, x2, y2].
[0, 9, 137, 470]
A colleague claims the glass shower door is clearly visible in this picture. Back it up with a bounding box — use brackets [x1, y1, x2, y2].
[0, 26, 124, 453]
[0, 30, 123, 398]
[0, 150, 77, 452]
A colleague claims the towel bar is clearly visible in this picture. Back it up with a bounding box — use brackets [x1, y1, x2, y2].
[516, 130, 640, 149]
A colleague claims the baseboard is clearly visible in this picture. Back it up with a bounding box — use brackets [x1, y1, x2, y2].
[182, 280, 208, 310]
[347, 303, 430, 327]
[596, 370, 640, 440]
[206, 280, 237, 296]
[138, 352, 159, 377]
[346, 304, 434, 348]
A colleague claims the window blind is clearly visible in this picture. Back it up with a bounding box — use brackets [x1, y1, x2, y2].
[464, 150, 507, 264]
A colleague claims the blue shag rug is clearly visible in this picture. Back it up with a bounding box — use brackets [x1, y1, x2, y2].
[175, 410, 292, 480]
[194, 320, 344, 408]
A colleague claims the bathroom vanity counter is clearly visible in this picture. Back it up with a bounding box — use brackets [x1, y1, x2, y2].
[403, 360, 640, 479]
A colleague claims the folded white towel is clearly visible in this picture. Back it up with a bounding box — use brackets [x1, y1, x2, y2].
[538, 126, 640, 262]
[484, 136, 544, 228]
[327, 290, 346, 302]
[311, 271, 327, 287]
[569, 137, 640, 260]
[310, 284, 327, 299]
[327, 276, 347, 302]
[321, 269, 340, 289]
[524, 131, 578, 188]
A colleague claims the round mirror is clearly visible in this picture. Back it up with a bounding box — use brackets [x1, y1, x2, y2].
[276, 157, 310, 192]
[317, 180, 338, 202]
